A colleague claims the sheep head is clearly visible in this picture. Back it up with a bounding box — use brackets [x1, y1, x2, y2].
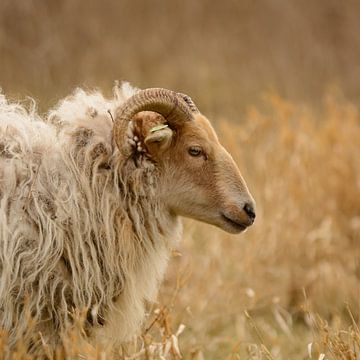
[113, 89, 255, 234]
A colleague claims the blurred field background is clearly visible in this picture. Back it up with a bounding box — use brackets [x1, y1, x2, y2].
[1, 0, 360, 358]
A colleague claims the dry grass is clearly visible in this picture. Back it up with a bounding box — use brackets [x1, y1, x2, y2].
[0, 89, 358, 359]
[1, 0, 360, 114]
[0, 0, 360, 358]
[159, 90, 360, 359]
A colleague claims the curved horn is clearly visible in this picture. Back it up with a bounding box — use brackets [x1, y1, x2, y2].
[178, 93, 200, 113]
[113, 88, 198, 154]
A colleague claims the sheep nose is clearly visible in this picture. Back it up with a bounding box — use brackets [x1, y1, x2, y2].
[243, 202, 256, 224]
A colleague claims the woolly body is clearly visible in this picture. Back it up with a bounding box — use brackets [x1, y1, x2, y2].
[0, 83, 182, 349]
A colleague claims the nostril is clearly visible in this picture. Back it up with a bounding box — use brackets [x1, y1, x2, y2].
[243, 203, 256, 222]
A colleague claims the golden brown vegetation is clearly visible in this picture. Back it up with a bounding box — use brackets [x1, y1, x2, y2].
[165, 91, 360, 359]
[1, 90, 358, 360]
[0, 0, 359, 358]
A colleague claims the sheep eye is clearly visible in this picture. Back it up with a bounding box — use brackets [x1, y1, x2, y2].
[188, 146, 202, 157]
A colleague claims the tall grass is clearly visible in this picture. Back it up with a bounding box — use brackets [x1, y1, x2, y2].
[0, 90, 358, 359]
[159, 90, 360, 359]
[1, 0, 360, 113]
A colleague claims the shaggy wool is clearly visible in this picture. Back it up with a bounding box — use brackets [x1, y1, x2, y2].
[0, 83, 182, 352]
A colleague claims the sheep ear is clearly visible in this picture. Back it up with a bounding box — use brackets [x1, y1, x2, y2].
[144, 127, 173, 155]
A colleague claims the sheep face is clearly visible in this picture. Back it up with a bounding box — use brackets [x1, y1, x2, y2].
[132, 112, 256, 234]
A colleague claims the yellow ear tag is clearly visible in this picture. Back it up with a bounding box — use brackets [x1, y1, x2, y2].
[150, 124, 169, 133]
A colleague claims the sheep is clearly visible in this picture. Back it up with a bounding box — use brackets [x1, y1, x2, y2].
[0, 82, 255, 354]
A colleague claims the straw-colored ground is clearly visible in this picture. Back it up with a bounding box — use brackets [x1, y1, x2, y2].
[0, 0, 359, 358]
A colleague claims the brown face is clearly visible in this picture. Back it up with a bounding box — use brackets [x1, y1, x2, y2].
[134, 112, 256, 234]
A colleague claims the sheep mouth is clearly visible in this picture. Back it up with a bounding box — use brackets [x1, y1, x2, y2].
[220, 213, 248, 233]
